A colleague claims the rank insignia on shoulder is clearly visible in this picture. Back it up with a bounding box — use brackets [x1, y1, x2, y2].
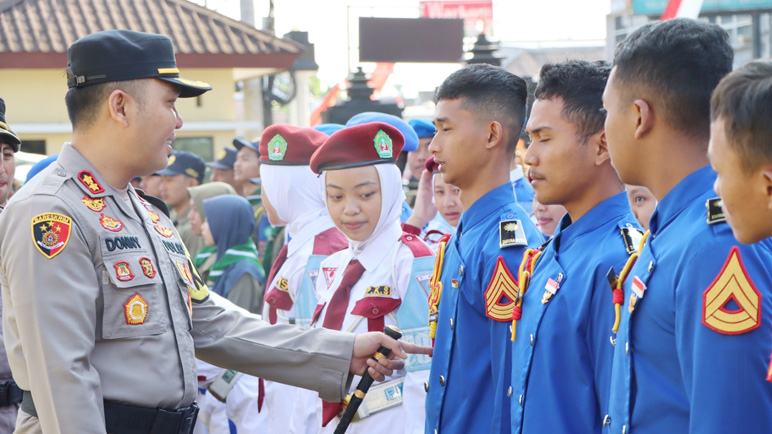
[621, 226, 644, 254]
[139, 257, 156, 278]
[124, 293, 148, 325]
[31, 213, 72, 259]
[82, 196, 106, 212]
[365, 285, 392, 297]
[114, 261, 134, 281]
[499, 219, 528, 249]
[702, 246, 761, 335]
[484, 256, 520, 321]
[277, 276, 289, 291]
[77, 170, 105, 194]
[706, 198, 726, 225]
[154, 225, 174, 238]
[100, 214, 123, 232]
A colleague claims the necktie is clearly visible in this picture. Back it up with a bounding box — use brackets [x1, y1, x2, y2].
[321, 258, 366, 426]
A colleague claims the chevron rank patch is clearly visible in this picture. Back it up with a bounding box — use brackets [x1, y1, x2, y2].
[124, 293, 148, 325]
[31, 213, 72, 259]
[365, 285, 392, 297]
[499, 220, 528, 248]
[702, 246, 761, 335]
[484, 256, 520, 321]
[78, 170, 105, 194]
[706, 198, 726, 224]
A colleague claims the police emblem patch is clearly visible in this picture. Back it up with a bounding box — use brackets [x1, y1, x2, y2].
[31, 213, 72, 259]
[484, 256, 520, 321]
[77, 170, 105, 194]
[82, 196, 106, 212]
[114, 261, 134, 281]
[374, 129, 393, 159]
[185, 168, 199, 179]
[139, 257, 156, 278]
[499, 220, 528, 248]
[99, 213, 123, 232]
[365, 285, 392, 297]
[124, 293, 148, 325]
[154, 225, 174, 238]
[702, 246, 761, 335]
[147, 209, 160, 224]
[268, 134, 288, 161]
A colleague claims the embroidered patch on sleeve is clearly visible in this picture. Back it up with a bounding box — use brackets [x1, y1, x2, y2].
[31, 213, 72, 259]
[499, 220, 528, 248]
[365, 285, 392, 297]
[702, 246, 762, 335]
[176, 257, 210, 303]
[484, 256, 520, 321]
[277, 276, 289, 291]
[124, 293, 148, 325]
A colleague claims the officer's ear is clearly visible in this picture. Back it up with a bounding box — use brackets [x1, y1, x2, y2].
[591, 130, 610, 166]
[485, 121, 503, 151]
[107, 89, 131, 127]
[761, 166, 772, 211]
[632, 99, 654, 140]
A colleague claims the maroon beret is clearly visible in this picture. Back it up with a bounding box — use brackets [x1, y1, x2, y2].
[425, 155, 440, 174]
[310, 122, 404, 174]
[259, 124, 329, 165]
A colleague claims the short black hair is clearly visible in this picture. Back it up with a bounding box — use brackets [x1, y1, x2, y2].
[613, 18, 732, 141]
[65, 79, 145, 129]
[535, 60, 610, 141]
[711, 60, 772, 172]
[436, 64, 527, 151]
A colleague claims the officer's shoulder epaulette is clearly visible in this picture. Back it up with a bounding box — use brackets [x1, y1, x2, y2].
[706, 197, 726, 225]
[136, 190, 170, 218]
[618, 222, 644, 254]
[499, 212, 528, 249]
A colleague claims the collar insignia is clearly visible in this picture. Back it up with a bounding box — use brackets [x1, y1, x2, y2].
[100, 213, 123, 232]
[154, 225, 174, 238]
[82, 196, 106, 212]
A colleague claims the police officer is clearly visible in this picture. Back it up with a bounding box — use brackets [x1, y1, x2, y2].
[603, 19, 772, 433]
[205, 147, 239, 191]
[0, 29, 425, 434]
[511, 60, 642, 434]
[158, 150, 206, 255]
[425, 64, 543, 434]
[0, 97, 22, 432]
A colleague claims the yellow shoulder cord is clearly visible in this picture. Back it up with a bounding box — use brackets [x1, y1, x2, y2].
[511, 248, 542, 341]
[611, 231, 650, 333]
[428, 234, 451, 344]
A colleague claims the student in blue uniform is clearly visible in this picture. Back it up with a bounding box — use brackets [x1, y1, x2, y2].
[424, 64, 543, 434]
[602, 19, 772, 433]
[709, 60, 772, 382]
[510, 60, 642, 434]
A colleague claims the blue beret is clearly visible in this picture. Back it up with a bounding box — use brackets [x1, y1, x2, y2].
[313, 123, 345, 136]
[345, 112, 418, 152]
[409, 118, 436, 139]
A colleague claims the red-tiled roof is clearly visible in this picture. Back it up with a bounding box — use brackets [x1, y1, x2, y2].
[0, 0, 303, 68]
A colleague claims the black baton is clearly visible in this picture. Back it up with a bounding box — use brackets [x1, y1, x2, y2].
[334, 325, 403, 434]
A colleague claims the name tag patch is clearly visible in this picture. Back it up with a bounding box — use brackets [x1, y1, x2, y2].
[365, 285, 392, 297]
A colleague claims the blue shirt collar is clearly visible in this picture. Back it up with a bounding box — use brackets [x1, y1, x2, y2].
[649, 165, 715, 235]
[552, 191, 631, 252]
[457, 183, 515, 235]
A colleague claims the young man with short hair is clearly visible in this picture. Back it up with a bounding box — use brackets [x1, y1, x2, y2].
[424, 64, 543, 434]
[603, 19, 772, 433]
[510, 60, 641, 434]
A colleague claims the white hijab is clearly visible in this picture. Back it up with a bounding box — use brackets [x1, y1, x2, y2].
[324, 164, 405, 255]
[259, 164, 330, 240]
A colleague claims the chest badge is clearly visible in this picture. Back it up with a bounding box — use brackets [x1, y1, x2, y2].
[628, 276, 646, 313]
[114, 261, 134, 282]
[702, 246, 761, 335]
[541, 275, 562, 304]
[139, 257, 156, 278]
[365, 285, 392, 297]
[277, 276, 289, 291]
[77, 170, 105, 194]
[31, 213, 72, 259]
[100, 214, 123, 232]
[124, 293, 148, 325]
[82, 196, 106, 212]
[154, 225, 174, 238]
[146, 208, 161, 224]
[484, 256, 520, 322]
[323, 267, 337, 288]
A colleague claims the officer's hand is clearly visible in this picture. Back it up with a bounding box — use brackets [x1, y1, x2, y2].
[351, 332, 433, 381]
[405, 169, 437, 230]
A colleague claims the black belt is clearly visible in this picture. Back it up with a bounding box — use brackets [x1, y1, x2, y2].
[0, 381, 22, 406]
[22, 390, 198, 434]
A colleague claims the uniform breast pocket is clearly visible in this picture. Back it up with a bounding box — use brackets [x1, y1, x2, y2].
[100, 251, 167, 339]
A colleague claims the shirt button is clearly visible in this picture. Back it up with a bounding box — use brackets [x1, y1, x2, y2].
[625, 342, 630, 355]
[507, 386, 512, 397]
[519, 395, 523, 405]
[451, 279, 459, 289]
[434, 430, 438, 434]
[449, 318, 454, 329]
[648, 261, 653, 272]
[406, 236, 413, 241]
[603, 415, 611, 426]
[319, 235, 325, 240]
[372, 307, 380, 315]
[439, 375, 446, 386]
[424, 382, 429, 392]
[530, 334, 534, 346]
[459, 265, 464, 276]
[622, 425, 627, 434]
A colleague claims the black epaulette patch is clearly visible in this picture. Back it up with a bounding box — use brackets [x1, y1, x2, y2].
[620, 227, 644, 254]
[499, 219, 528, 248]
[706, 198, 726, 225]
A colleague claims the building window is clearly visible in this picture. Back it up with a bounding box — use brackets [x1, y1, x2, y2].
[173, 137, 214, 162]
[20, 140, 46, 155]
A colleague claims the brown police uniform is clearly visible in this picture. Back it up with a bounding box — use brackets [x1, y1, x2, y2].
[0, 143, 355, 433]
